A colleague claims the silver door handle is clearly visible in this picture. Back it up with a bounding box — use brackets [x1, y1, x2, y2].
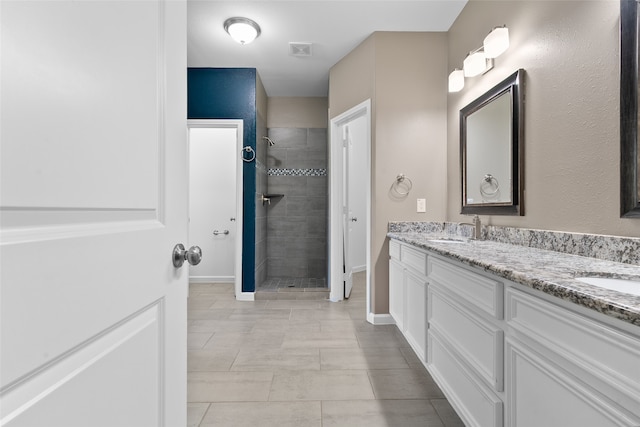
[172, 244, 202, 268]
[213, 230, 230, 235]
[351, 217, 358, 222]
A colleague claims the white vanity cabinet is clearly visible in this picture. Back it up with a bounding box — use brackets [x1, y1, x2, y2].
[388, 238, 640, 427]
[388, 239, 427, 361]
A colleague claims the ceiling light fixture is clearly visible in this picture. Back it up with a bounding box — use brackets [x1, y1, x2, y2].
[224, 17, 261, 45]
[448, 25, 510, 93]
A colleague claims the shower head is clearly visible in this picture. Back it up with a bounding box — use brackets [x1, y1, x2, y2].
[262, 136, 275, 146]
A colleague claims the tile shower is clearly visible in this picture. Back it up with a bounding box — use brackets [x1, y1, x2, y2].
[260, 127, 328, 290]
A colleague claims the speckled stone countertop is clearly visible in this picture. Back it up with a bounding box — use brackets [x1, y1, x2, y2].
[387, 229, 640, 327]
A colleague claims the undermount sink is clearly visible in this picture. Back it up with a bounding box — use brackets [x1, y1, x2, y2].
[575, 277, 640, 296]
[428, 238, 466, 244]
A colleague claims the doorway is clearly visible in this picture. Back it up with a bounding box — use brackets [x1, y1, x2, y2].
[187, 120, 244, 298]
[328, 100, 372, 317]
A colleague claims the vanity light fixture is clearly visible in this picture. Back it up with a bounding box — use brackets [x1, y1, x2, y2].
[448, 25, 510, 92]
[448, 68, 465, 92]
[463, 47, 492, 77]
[224, 17, 261, 45]
[483, 26, 510, 58]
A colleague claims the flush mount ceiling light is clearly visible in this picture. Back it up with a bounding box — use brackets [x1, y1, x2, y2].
[224, 17, 261, 45]
[448, 25, 510, 92]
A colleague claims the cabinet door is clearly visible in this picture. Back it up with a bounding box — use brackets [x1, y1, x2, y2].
[404, 269, 427, 361]
[506, 337, 640, 427]
[389, 258, 405, 331]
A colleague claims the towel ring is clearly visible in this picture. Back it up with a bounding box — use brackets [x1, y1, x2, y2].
[480, 174, 499, 198]
[241, 146, 256, 163]
[392, 174, 413, 196]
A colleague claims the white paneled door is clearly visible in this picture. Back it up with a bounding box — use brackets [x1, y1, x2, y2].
[0, 1, 188, 426]
[188, 124, 242, 287]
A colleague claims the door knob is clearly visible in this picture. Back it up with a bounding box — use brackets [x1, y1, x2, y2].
[351, 217, 358, 222]
[172, 243, 202, 268]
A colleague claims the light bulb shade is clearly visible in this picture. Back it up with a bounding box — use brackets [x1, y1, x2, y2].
[463, 50, 488, 77]
[483, 26, 509, 58]
[448, 69, 465, 92]
[224, 17, 261, 44]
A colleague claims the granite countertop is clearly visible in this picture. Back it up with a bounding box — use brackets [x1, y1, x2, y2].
[387, 231, 640, 327]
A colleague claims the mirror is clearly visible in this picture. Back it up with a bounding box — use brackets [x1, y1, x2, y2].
[461, 69, 524, 215]
[620, 0, 640, 217]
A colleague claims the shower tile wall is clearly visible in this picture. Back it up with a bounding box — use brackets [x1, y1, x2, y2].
[266, 127, 327, 280]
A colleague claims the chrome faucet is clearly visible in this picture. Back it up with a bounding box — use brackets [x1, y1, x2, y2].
[462, 215, 482, 240]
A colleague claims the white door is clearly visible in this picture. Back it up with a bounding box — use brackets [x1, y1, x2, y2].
[0, 1, 188, 426]
[188, 124, 243, 292]
[342, 116, 368, 298]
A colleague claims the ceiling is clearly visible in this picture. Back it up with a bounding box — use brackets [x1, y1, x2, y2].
[187, 1, 467, 97]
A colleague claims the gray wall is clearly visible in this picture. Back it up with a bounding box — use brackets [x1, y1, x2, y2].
[265, 127, 328, 280]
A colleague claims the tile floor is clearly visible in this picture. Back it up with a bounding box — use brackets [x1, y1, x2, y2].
[187, 273, 464, 427]
[258, 277, 328, 291]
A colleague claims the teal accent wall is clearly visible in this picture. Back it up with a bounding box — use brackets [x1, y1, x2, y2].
[187, 68, 256, 292]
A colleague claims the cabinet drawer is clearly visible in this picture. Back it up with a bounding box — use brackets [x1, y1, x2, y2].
[401, 244, 427, 276]
[428, 330, 503, 427]
[428, 257, 503, 319]
[389, 239, 401, 260]
[506, 336, 640, 427]
[429, 283, 503, 391]
[506, 287, 640, 402]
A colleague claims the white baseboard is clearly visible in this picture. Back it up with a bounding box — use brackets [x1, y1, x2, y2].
[189, 276, 234, 284]
[235, 292, 255, 301]
[367, 312, 395, 325]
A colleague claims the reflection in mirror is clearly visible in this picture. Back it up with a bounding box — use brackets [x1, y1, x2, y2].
[461, 69, 524, 215]
[620, 0, 640, 217]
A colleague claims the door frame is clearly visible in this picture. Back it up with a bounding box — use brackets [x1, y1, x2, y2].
[187, 119, 244, 299]
[328, 99, 372, 317]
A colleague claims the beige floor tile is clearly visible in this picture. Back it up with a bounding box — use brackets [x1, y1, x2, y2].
[209, 299, 268, 309]
[356, 330, 411, 348]
[368, 368, 446, 399]
[290, 308, 352, 321]
[320, 347, 410, 370]
[231, 348, 320, 371]
[188, 308, 235, 320]
[321, 399, 445, 427]
[269, 370, 375, 401]
[265, 299, 324, 309]
[187, 403, 209, 427]
[188, 348, 239, 372]
[430, 399, 466, 426]
[203, 331, 285, 350]
[188, 332, 213, 349]
[228, 308, 292, 321]
[189, 319, 255, 334]
[400, 346, 426, 368]
[251, 318, 321, 333]
[200, 402, 322, 427]
[188, 296, 218, 310]
[188, 371, 273, 402]
[281, 330, 359, 349]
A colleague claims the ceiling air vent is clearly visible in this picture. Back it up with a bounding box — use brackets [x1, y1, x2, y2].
[289, 42, 313, 57]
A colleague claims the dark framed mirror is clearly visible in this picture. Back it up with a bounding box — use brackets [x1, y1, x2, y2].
[461, 69, 524, 215]
[621, 0, 640, 217]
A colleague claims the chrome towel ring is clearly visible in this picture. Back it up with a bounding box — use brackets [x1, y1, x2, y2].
[241, 146, 256, 162]
[392, 174, 413, 196]
[480, 174, 500, 198]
